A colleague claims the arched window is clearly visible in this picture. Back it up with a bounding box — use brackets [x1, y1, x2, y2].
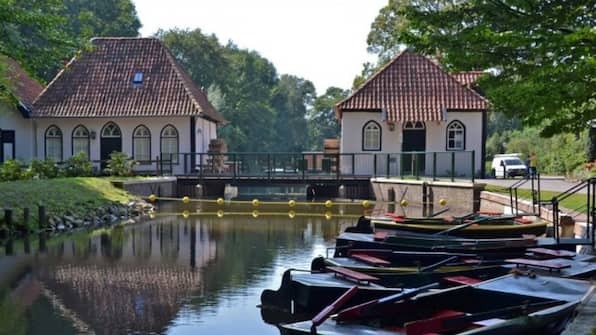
[101, 122, 121, 138]
[362, 121, 381, 151]
[160, 125, 179, 163]
[72, 125, 90, 158]
[133, 125, 151, 163]
[446, 120, 465, 151]
[403, 121, 425, 130]
[45, 125, 63, 161]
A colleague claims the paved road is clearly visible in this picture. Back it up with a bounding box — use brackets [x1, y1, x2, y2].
[477, 177, 588, 194]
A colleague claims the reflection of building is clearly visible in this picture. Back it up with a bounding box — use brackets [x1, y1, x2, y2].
[35, 222, 217, 334]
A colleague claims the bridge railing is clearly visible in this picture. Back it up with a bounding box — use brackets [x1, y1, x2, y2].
[178, 151, 477, 181]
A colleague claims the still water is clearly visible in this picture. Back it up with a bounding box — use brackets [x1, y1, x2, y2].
[0, 202, 365, 335]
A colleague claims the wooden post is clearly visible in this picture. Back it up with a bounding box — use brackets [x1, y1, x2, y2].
[38, 205, 46, 230]
[388, 188, 395, 213]
[4, 209, 13, 232]
[422, 182, 428, 217]
[23, 207, 30, 228]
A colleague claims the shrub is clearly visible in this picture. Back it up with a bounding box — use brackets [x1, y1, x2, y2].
[0, 159, 25, 181]
[104, 152, 138, 176]
[64, 152, 93, 177]
[29, 158, 60, 179]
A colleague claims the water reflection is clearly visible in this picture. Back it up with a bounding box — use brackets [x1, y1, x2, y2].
[0, 203, 363, 335]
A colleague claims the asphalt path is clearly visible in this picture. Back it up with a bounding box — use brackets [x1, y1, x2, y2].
[477, 176, 588, 194]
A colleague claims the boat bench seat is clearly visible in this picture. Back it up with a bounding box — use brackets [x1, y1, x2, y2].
[442, 276, 482, 286]
[350, 253, 391, 266]
[514, 217, 534, 224]
[527, 247, 576, 259]
[373, 231, 388, 241]
[326, 266, 379, 284]
[476, 210, 503, 216]
[505, 258, 571, 272]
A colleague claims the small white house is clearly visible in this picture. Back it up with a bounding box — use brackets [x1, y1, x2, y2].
[336, 51, 489, 177]
[25, 37, 225, 174]
[0, 57, 43, 163]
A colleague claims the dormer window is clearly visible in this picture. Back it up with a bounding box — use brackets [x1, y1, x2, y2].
[133, 71, 143, 84]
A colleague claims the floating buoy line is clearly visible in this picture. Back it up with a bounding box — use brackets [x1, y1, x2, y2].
[146, 195, 450, 209]
[148, 210, 362, 220]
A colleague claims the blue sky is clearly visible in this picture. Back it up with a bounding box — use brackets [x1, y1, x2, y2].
[133, 0, 387, 94]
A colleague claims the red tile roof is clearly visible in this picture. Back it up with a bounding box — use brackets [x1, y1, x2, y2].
[32, 38, 225, 123]
[1, 56, 44, 108]
[336, 51, 488, 121]
[452, 71, 486, 86]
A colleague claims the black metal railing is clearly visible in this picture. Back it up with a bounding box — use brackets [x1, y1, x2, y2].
[178, 151, 477, 181]
[550, 177, 595, 246]
[509, 173, 541, 216]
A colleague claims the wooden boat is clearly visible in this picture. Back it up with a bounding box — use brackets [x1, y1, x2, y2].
[261, 250, 510, 316]
[281, 273, 595, 335]
[334, 232, 541, 259]
[261, 268, 407, 315]
[369, 214, 548, 238]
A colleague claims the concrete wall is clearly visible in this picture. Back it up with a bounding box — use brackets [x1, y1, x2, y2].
[340, 111, 483, 177]
[371, 178, 485, 216]
[0, 103, 34, 162]
[111, 177, 177, 197]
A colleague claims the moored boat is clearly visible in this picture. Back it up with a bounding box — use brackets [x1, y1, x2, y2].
[334, 232, 540, 259]
[369, 214, 548, 238]
[281, 273, 595, 335]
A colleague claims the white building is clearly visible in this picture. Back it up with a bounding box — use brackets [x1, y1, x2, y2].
[1, 37, 225, 175]
[0, 57, 43, 163]
[336, 51, 489, 178]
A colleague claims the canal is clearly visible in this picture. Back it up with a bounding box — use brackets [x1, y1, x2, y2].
[0, 201, 366, 334]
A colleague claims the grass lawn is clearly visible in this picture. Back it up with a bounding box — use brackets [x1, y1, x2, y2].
[0, 177, 138, 228]
[484, 184, 589, 214]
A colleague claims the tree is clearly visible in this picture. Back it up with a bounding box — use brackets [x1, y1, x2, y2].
[0, 0, 74, 87]
[366, 0, 596, 136]
[307, 87, 350, 150]
[62, 0, 141, 39]
[270, 75, 315, 152]
[156, 28, 229, 91]
[159, 29, 287, 152]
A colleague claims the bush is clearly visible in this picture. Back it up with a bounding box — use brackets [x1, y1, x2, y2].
[64, 152, 93, 177]
[29, 158, 61, 179]
[104, 152, 137, 176]
[0, 160, 25, 181]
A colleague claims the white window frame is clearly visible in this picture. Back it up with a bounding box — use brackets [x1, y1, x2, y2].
[362, 121, 381, 151]
[446, 120, 465, 151]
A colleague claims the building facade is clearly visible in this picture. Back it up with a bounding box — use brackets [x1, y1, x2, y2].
[18, 37, 225, 174]
[336, 51, 488, 177]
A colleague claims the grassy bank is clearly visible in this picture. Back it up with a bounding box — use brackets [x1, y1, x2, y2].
[0, 178, 138, 229]
[484, 185, 588, 214]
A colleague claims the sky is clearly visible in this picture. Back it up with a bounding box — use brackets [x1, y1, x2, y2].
[133, 0, 387, 94]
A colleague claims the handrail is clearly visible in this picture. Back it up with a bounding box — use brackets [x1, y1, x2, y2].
[550, 177, 595, 247]
[508, 173, 541, 216]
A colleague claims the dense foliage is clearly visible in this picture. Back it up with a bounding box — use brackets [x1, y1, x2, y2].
[486, 126, 591, 177]
[307, 87, 350, 150]
[0, 153, 95, 181]
[159, 28, 338, 152]
[366, 0, 595, 137]
[104, 152, 137, 177]
[0, 0, 141, 91]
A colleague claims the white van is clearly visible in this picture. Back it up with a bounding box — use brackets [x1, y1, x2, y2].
[491, 153, 527, 178]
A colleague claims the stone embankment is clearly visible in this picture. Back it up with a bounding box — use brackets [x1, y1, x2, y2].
[47, 199, 154, 233]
